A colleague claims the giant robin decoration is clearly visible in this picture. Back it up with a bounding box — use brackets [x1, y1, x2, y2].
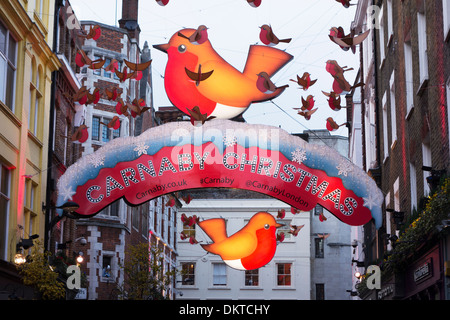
[154, 27, 293, 120]
[198, 212, 283, 270]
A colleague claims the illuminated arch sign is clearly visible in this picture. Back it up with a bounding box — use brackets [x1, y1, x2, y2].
[56, 120, 383, 228]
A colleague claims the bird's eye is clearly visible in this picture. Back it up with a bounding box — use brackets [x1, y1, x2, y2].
[264, 224, 270, 230]
[178, 44, 187, 53]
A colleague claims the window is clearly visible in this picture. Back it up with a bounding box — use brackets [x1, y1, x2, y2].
[93, 55, 102, 75]
[213, 263, 227, 286]
[244, 269, 259, 286]
[378, 5, 385, 65]
[422, 142, 432, 196]
[385, 192, 392, 250]
[92, 115, 121, 143]
[404, 41, 414, 116]
[315, 237, 324, 258]
[410, 162, 418, 211]
[382, 91, 389, 161]
[314, 204, 323, 216]
[132, 206, 140, 229]
[181, 263, 195, 285]
[0, 21, 17, 111]
[0, 165, 10, 260]
[387, 0, 393, 45]
[316, 283, 325, 300]
[276, 263, 291, 286]
[444, 0, 450, 41]
[277, 219, 292, 240]
[389, 71, 397, 147]
[417, 12, 428, 87]
[100, 200, 119, 217]
[102, 255, 113, 280]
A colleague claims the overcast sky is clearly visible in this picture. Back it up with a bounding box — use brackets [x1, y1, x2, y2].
[70, 0, 360, 136]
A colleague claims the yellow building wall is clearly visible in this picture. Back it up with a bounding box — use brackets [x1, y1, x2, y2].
[0, 0, 60, 262]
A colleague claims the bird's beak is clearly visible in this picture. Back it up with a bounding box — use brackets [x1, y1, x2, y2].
[275, 223, 284, 228]
[153, 43, 169, 53]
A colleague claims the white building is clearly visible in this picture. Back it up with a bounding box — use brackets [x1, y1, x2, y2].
[175, 192, 311, 300]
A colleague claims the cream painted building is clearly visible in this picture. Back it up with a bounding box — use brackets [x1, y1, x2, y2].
[0, 0, 60, 267]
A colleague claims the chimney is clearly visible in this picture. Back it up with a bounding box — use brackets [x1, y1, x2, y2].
[118, 0, 140, 42]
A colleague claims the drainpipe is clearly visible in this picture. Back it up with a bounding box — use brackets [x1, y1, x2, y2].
[44, 0, 64, 251]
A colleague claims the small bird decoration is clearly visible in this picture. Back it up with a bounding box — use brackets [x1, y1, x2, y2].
[323, 91, 344, 111]
[156, 0, 169, 5]
[177, 25, 209, 45]
[317, 233, 330, 239]
[189, 236, 199, 245]
[184, 64, 214, 87]
[277, 209, 286, 219]
[104, 59, 120, 74]
[335, 0, 354, 8]
[105, 88, 119, 101]
[296, 107, 318, 121]
[100, 116, 121, 130]
[326, 117, 347, 132]
[166, 197, 175, 207]
[86, 88, 100, 105]
[114, 66, 138, 83]
[187, 106, 216, 126]
[128, 98, 150, 118]
[247, 0, 262, 7]
[326, 60, 363, 95]
[115, 99, 129, 116]
[182, 194, 193, 204]
[319, 211, 328, 222]
[75, 49, 105, 70]
[291, 207, 301, 215]
[259, 24, 292, 46]
[71, 125, 89, 144]
[197, 212, 283, 270]
[256, 72, 289, 94]
[290, 72, 317, 91]
[65, 86, 89, 105]
[329, 27, 370, 54]
[276, 232, 285, 243]
[123, 59, 152, 80]
[301, 95, 315, 110]
[288, 224, 305, 237]
[181, 213, 199, 227]
[78, 24, 101, 41]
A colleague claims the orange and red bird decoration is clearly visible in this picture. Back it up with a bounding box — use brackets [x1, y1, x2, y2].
[156, 0, 169, 6]
[247, 0, 261, 7]
[153, 27, 293, 120]
[71, 125, 89, 144]
[323, 91, 345, 111]
[329, 27, 370, 53]
[197, 212, 283, 270]
[78, 24, 101, 41]
[256, 72, 289, 94]
[326, 60, 363, 95]
[290, 72, 317, 91]
[259, 24, 292, 46]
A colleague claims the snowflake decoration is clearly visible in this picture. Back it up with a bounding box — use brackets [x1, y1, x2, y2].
[336, 159, 353, 177]
[89, 153, 105, 168]
[223, 134, 238, 147]
[291, 148, 307, 164]
[363, 193, 382, 210]
[59, 185, 76, 201]
[134, 141, 149, 156]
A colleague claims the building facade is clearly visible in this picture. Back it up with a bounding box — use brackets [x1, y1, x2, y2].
[0, 0, 60, 299]
[176, 190, 311, 300]
[348, 0, 450, 300]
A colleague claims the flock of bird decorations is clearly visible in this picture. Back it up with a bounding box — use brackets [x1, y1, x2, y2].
[67, 0, 370, 271]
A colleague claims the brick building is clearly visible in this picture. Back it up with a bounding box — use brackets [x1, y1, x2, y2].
[48, 0, 178, 300]
[348, 0, 450, 300]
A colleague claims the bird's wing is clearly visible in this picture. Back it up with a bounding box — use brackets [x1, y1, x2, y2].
[243, 45, 293, 79]
[198, 218, 228, 243]
[204, 231, 258, 261]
